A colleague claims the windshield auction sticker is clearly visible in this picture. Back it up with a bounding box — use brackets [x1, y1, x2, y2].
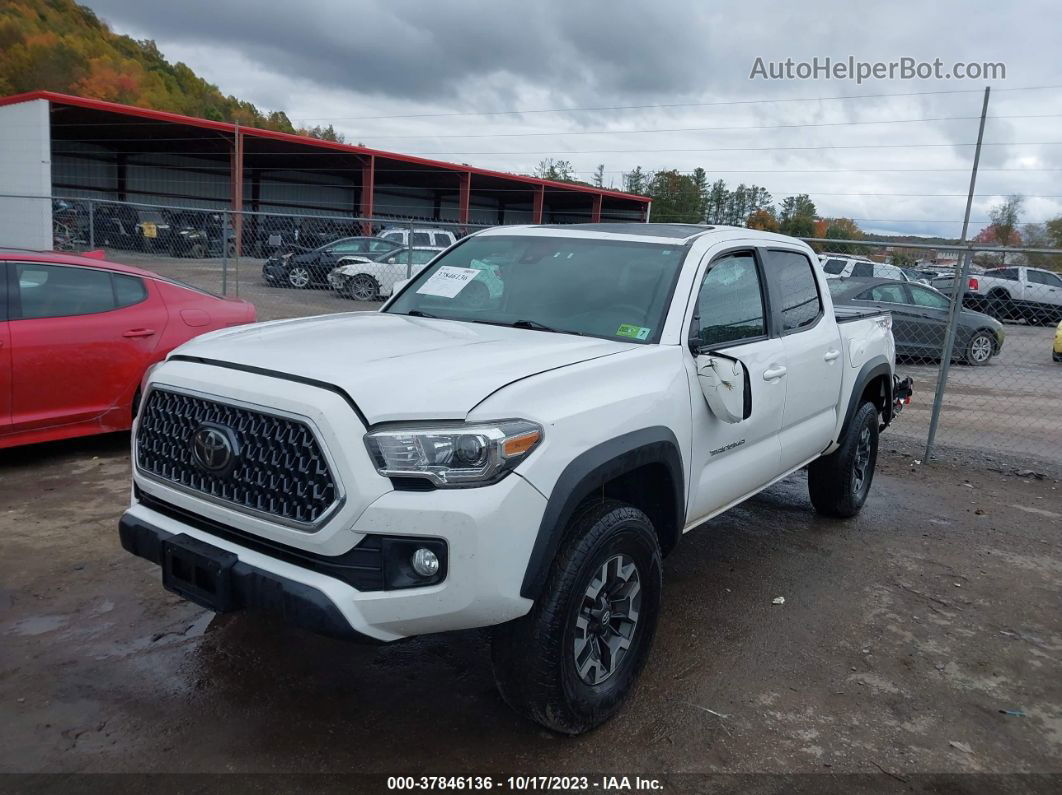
[416, 266, 480, 298]
[616, 323, 651, 340]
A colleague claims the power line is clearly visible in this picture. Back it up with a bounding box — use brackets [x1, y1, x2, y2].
[290, 83, 1062, 122]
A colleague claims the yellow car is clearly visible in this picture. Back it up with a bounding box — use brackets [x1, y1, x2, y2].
[1055, 320, 1062, 362]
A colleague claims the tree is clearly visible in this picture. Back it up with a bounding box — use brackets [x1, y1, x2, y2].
[1021, 219, 1062, 271]
[623, 166, 648, 195]
[592, 164, 605, 188]
[778, 194, 817, 237]
[645, 169, 701, 223]
[823, 217, 866, 255]
[690, 168, 709, 223]
[534, 158, 576, 182]
[704, 179, 729, 224]
[986, 195, 1024, 264]
[747, 208, 779, 232]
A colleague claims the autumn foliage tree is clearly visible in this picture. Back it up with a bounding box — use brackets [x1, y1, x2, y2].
[0, 0, 337, 140]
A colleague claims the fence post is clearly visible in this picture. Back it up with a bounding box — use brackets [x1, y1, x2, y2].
[924, 85, 990, 461]
[87, 199, 95, 249]
[221, 211, 230, 296]
[406, 217, 414, 279]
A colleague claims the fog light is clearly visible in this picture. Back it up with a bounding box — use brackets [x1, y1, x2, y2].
[411, 548, 440, 578]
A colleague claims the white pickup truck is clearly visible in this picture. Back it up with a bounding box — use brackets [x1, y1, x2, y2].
[933, 265, 1062, 324]
[119, 224, 910, 734]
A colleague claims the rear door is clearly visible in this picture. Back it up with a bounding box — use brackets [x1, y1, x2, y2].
[0, 262, 11, 434]
[8, 262, 164, 433]
[1026, 269, 1062, 311]
[764, 248, 844, 471]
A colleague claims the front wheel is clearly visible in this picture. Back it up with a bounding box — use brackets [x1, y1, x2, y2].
[346, 274, 380, 301]
[287, 266, 311, 288]
[807, 400, 879, 518]
[491, 500, 662, 735]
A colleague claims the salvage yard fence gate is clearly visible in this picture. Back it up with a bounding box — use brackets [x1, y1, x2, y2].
[4, 192, 1062, 473]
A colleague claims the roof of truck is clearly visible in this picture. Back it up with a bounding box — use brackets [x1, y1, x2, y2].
[482, 223, 806, 247]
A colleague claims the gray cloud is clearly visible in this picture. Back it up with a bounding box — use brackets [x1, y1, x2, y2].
[82, 0, 1062, 236]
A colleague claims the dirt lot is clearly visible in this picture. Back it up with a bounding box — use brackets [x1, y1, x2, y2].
[2, 433, 1059, 780]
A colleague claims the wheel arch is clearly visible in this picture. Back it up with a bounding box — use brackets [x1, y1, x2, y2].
[520, 427, 684, 601]
[839, 357, 893, 439]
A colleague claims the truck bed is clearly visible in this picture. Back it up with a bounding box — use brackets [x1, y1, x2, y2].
[834, 305, 888, 323]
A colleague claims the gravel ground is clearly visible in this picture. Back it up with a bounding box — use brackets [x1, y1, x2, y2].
[1, 436, 1059, 781]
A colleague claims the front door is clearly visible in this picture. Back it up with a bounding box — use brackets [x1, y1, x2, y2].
[763, 248, 844, 471]
[686, 250, 788, 523]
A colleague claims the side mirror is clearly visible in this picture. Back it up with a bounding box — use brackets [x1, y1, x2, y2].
[388, 257, 396, 264]
[696, 353, 751, 423]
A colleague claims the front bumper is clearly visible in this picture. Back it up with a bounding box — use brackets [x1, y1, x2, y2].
[124, 470, 545, 642]
[120, 511, 380, 643]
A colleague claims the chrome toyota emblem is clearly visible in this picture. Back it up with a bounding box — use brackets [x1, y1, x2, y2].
[191, 424, 238, 473]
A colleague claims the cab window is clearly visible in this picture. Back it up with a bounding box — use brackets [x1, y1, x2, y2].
[766, 250, 822, 332]
[694, 252, 767, 347]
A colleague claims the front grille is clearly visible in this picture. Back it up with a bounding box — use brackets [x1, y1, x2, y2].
[136, 388, 339, 526]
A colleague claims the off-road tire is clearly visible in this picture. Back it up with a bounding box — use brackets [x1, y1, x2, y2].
[808, 400, 879, 518]
[491, 499, 662, 735]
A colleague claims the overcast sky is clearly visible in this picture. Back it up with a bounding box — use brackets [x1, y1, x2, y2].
[84, 0, 1062, 237]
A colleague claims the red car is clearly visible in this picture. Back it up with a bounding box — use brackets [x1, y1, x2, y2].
[0, 250, 256, 449]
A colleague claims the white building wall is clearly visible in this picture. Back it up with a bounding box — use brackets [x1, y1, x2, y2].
[0, 99, 52, 249]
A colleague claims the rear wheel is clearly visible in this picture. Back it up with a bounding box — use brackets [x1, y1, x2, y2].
[346, 274, 379, 301]
[964, 330, 995, 365]
[491, 500, 662, 734]
[808, 400, 879, 518]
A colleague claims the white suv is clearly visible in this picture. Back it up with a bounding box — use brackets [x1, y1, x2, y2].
[378, 227, 457, 248]
[120, 224, 907, 734]
[820, 254, 912, 282]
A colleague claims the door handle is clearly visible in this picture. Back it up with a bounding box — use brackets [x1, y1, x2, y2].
[824, 349, 840, 362]
[123, 328, 156, 338]
[762, 365, 788, 381]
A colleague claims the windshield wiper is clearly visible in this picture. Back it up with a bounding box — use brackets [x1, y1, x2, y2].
[512, 319, 584, 336]
[406, 310, 438, 318]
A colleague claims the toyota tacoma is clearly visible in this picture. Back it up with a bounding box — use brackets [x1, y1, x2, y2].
[119, 224, 910, 734]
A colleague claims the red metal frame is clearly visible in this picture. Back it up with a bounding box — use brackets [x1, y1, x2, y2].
[0, 91, 649, 208]
[360, 155, 375, 234]
[591, 194, 603, 223]
[533, 186, 545, 224]
[458, 172, 471, 226]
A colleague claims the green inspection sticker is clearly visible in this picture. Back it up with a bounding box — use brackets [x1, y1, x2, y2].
[616, 323, 651, 340]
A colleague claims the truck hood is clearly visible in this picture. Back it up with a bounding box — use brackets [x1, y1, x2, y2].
[172, 312, 638, 423]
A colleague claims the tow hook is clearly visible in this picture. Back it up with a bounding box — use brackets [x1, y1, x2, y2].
[888, 375, 914, 427]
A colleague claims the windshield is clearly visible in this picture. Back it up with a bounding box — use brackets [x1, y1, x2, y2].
[385, 234, 687, 343]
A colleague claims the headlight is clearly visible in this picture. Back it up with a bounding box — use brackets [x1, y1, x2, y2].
[364, 420, 542, 487]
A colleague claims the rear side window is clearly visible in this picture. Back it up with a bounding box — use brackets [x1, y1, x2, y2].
[766, 250, 822, 332]
[864, 284, 907, 303]
[823, 258, 847, 275]
[15, 263, 116, 319]
[380, 231, 403, 242]
[695, 252, 767, 347]
[114, 274, 148, 307]
[850, 261, 874, 278]
[411, 232, 432, 247]
[909, 285, 949, 309]
[432, 232, 453, 246]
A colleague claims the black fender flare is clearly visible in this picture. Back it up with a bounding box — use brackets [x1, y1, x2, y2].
[838, 356, 893, 440]
[520, 427, 684, 601]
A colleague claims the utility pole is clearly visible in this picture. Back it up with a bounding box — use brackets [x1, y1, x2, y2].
[925, 86, 990, 461]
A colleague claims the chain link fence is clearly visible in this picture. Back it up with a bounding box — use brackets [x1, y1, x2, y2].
[43, 194, 491, 321]
[6, 193, 1062, 472]
[806, 241, 1062, 472]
